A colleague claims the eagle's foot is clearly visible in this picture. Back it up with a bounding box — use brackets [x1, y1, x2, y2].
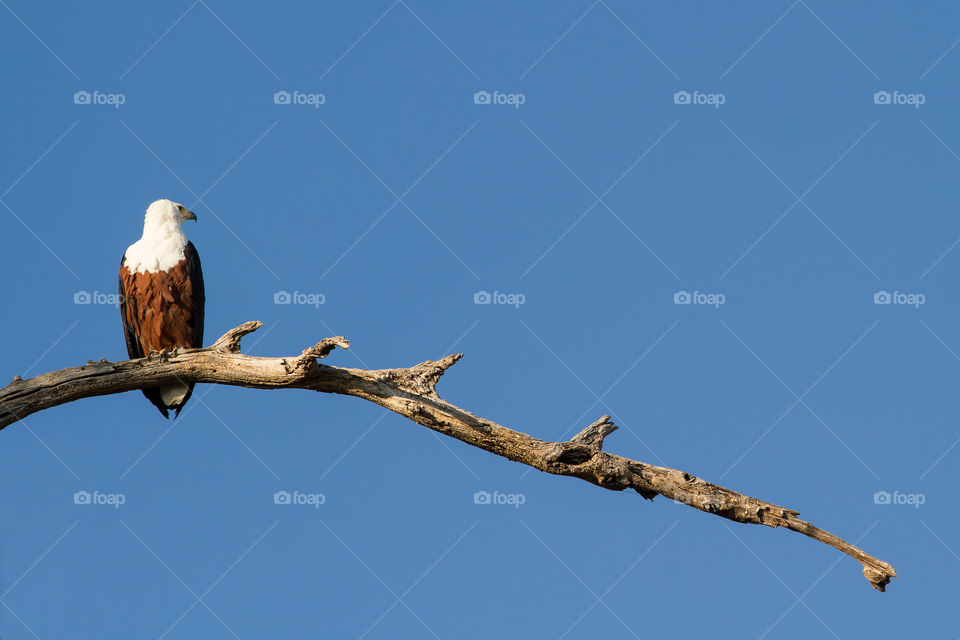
[157, 349, 171, 363]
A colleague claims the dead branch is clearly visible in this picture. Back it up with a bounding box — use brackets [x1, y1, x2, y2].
[0, 321, 897, 591]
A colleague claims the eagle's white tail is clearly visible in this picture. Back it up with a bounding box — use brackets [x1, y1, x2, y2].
[160, 383, 190, 408]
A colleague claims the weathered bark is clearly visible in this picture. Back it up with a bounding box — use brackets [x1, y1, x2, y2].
[0, 321, 897, 591]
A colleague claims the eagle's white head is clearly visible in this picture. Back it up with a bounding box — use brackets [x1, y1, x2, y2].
[124, 199, 198, 273]
[144, 198, 197, 231]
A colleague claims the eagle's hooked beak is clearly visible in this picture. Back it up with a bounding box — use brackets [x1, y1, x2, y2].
[180, 207, 197, 222]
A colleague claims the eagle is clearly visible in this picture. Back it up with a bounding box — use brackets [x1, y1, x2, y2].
[119, 199, 204, 418]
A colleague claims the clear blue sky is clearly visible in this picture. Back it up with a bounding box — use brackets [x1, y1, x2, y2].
[1, 1, 957, 637]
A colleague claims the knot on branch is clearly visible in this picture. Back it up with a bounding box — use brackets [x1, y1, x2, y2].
[398, 354, 463, 397]
[571, 415, 618, 449]
[863, 566, 895, 592]
[293, 336, 350, 372]
[213, 321, 263, 353]
[544, 416, 618, 466]
[1, 376, 24, 394]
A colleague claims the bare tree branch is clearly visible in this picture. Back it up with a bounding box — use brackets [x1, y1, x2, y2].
[0, 321, 897, 591]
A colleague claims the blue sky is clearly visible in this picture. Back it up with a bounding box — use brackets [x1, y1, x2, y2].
[1, 0, 958, 637]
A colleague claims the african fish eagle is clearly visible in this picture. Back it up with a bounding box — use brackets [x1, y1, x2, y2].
[119, 199, 204, 418]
